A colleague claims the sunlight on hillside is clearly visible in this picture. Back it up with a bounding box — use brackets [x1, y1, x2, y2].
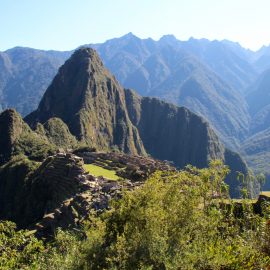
[83, 164, 119, 180]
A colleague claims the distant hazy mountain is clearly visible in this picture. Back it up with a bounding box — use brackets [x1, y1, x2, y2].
[0, 47, 71, 116]
[246, 68, 270, 135]
[236, 68, 270, 177]
[221, 39, 255, 63]
[178, 38, 258, 92]
[253, 45, 270, 72]
[89, 34, 258, 93]
[241, 127, 270, 181]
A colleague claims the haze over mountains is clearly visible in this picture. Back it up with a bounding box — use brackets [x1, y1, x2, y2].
[1, 33, 270, 178]
[0, 48, 69, 115]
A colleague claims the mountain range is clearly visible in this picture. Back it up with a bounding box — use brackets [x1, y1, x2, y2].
[1, 33, 270, 179]
[0, 48, 251, 198]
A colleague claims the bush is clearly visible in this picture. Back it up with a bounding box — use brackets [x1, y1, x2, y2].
[0, 221, 44, 269]
[75, 161, 270, 269]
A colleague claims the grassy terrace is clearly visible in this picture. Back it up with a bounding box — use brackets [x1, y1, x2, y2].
[260, 191, 270, 197]
[83, 164, 119, 180]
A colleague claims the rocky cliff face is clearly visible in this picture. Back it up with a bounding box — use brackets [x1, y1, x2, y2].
[125, 89, 224, 168]
[25, 48, 249, 195]
[124, 89, 251, 197]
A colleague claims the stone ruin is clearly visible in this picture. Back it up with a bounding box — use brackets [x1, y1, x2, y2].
[77, 151, 175, 181]
[31, 152, 146, 238]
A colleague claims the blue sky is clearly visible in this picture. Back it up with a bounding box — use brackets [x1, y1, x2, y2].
[1, 0, 270, 51]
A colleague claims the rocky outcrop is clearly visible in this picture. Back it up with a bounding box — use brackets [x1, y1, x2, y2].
[0, 109, 55, 164]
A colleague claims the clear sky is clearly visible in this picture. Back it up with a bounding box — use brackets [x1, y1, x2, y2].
[1, 0, 270, 51]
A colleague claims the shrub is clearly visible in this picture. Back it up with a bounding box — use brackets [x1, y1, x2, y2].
[0, 221, 44, 269]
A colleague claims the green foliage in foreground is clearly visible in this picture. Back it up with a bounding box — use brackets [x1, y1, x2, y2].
[1, 161, 270, 269]
[83, 164, 119, 180]
[0, 221, 44, 270]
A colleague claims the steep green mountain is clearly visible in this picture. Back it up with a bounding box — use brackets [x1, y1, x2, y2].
[25, 48, 146, 156]
[36, 117, 77, 149]
[25, 48, 249, 196]
[0, 108, 80, 166]
[0, 47, 70, 116]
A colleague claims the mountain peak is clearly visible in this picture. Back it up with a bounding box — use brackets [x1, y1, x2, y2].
[159, 34, 180, 46]
[25, 47, 146, 155]
[68, 47, 104, 69]
[160, 34, 177, 41]
[71, 47, 99, 59]
[121, 32, 139, 40]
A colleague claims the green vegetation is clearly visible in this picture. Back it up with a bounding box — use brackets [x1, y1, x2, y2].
[83, 163, 119, 180]
[0, 109, 56, 164]
[1, 160, 270, 269]
[41, 117, 78, 149]
[14, 131, 56, 161]
[0, 221, 44, 269]
[0, 155, 40, 225]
